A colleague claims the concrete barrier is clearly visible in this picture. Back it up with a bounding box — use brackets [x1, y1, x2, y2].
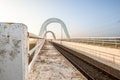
[0, 23, 28, 80]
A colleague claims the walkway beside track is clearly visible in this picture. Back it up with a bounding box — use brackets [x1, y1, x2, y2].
[29, 41, 87, 80]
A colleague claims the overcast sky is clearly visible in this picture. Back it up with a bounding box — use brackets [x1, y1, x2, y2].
[0, 0, 120, 38]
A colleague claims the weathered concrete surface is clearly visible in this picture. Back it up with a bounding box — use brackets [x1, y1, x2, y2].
[0, 23, 28, 80]
[29, 41, 87, 80]
[53, 41, 120, 71]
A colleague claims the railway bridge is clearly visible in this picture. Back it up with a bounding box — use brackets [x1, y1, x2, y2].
[0, 18, 120, 80]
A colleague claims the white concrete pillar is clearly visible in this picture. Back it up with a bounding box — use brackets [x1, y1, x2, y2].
[0, 23, 28, 80]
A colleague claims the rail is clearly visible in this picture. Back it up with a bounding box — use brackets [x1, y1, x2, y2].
[28, 32, 42, 39]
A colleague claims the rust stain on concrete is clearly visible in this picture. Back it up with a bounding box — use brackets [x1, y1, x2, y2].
[9, 39, 21, 61]
[0, 50, 6, 58]
[9, 49, 20, 61]
[13, 39, 21, 48]
[9, 50, 16, 61]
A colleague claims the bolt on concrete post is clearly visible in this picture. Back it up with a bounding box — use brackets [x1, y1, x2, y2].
[0, 23, 28, 80]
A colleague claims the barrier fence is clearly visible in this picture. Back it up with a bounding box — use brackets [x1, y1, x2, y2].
[55, 37, 120, 66]
[61, 37, 120, 48]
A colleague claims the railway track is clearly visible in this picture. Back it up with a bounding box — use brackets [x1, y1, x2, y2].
[52, 42, 120, 80]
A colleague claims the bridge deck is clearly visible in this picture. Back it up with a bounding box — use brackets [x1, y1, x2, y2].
[29, 41, 87, 80]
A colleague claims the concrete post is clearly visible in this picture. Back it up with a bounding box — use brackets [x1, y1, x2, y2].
[0, 23, 28, 80]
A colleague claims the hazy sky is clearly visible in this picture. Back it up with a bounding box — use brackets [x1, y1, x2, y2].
[0, 0, 120, 38]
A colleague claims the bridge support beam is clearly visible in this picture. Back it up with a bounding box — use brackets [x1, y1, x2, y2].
[0, 23, 28, 80]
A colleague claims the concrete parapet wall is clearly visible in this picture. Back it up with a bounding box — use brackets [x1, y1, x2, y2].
[0, 23, 28, 80]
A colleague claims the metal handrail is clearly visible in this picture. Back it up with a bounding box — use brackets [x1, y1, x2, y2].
[61, 37, 120, 48]
[28, 39, 45, 72]
[28, 32, 42, 39]
[78, 45, 120, 58]
[27, 32, 45, 72]
[28, 39, 43, 55]
[76, 45, 120, 65]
